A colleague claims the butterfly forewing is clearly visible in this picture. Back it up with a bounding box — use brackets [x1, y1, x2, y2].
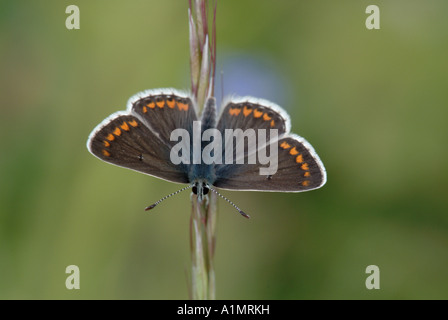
[213, 134, 326, 192]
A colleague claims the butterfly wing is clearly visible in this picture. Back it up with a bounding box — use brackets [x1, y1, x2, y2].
[213, 134, 326, 192]
[129, 89, 197, 145]
[216, 96, 290, 141]
[87, 89, 197, 184]
[213, 97, 326, 192]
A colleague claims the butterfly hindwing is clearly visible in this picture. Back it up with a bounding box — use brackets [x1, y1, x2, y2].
[213, 98, 291, 172]
[216, 97, 290, 140]
[129, 89, 198, 146]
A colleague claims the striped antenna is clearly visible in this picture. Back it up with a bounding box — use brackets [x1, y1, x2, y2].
[209, 186, 250, 219]
[145, 185, 193, 211]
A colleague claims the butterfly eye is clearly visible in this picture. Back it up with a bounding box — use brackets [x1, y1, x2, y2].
[202, 183, 210, 195]
[192, 186, 198, 194]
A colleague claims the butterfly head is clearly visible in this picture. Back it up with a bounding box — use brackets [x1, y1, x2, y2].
[192, 180, 210, 203]
[145, 180, 249, 218]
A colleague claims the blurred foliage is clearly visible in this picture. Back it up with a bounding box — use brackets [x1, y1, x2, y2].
[0, 0, 447, 299]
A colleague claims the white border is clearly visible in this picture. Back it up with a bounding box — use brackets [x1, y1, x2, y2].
[125, 88, 193, 112]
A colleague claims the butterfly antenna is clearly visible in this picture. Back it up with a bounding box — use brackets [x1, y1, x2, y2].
[145, 185, 193, 211]
[209, 186, 250, 219]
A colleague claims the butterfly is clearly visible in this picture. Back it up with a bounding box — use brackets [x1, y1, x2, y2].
[87, 88, 326, 217]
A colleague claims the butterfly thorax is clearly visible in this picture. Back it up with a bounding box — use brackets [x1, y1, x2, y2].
[188, 163, 216, 186]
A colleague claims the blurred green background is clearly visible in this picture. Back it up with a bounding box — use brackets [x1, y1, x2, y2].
[1, 0, 447, 299]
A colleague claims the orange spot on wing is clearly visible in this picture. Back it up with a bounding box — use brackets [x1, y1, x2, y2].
[270, 120, 275, 127]
[280, 141, 291, 149]
[253, 109, 263, 118]
[178, 102, 189, 111]
[113, 127, 122, 136]
[106, 133, 115, 141]
[243, 106, 252, 117]
[143, 106, 147, 113]
[301, 163, 309, 171]
[229, 107, 241, 116]
[103, 140, 110, 147]
[290, 147, 299, 155]
[120, 122, 130, 131]
[128, 119, 138, 127]
[167, 99, 175, 108]
[156, 100, 165, 108]
[102, 149, 111, 157]
[295, 154, 303, 163]
[147, 102, 156, 109]
[263, 113, 272, 121]
[302, 180, 310, 187]
[304, 172, 311, 177]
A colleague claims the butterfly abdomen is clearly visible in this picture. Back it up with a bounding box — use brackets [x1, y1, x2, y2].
[200, 97, 217, 132]
[185, 96, 219, 184]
